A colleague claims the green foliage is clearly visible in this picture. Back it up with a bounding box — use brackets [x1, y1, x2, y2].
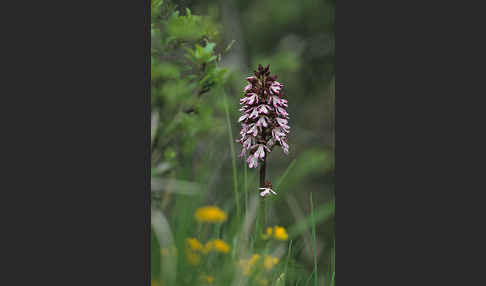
[167, 8, 219, 42]
[151, 1, 228, 174]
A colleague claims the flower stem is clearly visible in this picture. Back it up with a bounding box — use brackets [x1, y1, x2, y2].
[259, 156, 266, 188]
[257, 156, 266, 240]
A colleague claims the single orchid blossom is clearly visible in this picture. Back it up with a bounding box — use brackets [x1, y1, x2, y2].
[259, 187, 277, 197]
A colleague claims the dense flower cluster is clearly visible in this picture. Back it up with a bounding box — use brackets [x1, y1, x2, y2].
[238, 64, 290, 168]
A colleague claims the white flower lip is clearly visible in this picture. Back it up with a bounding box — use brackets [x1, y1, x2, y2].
[259, 187, 277, 197]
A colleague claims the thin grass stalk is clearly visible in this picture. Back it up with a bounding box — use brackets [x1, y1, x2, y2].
[274, 158, 296, 190]
[283, 239, 293, 285]
[331, 236, 335, 286]
[223, 92, 240, 221]
[310, 192, 318, 286]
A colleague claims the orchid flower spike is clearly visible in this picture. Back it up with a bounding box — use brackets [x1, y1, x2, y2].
[237, 64, 290, 169]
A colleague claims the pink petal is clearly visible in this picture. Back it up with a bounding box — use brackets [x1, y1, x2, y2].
[238, 114, 248, 122]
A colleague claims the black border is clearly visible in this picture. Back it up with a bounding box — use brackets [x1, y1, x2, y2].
[145, 0, 151, 285]
[8, 0, 153, 283]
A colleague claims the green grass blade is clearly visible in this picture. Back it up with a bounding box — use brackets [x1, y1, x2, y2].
[223, 92, 240, 220]
[304, 269, 314, 286]
[288, 201, 334, 239]
[310, 192, 317, 286]
[151, 209, 176, 286]
[283, 239, 293, 285]
[331, 237, 335, 286]
[274, 158, 297, 191]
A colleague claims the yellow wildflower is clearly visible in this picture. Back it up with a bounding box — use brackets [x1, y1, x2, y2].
[151, 280, 160, 286]
[261, 227, 273, 240]
[273, 226, 288, 240]
[186, 238, 203, 251]
[201, 239, 231, 254]
[185, 238, 204, 265]
[249, 254, 261, 267]
[186, 251, 201, 265]
[194, 206, 227, 223]
[211, 239, 231, 253]
[239, 254, 261, 275]
[263, 255, 279, 271]
[199, 275, 215, 284]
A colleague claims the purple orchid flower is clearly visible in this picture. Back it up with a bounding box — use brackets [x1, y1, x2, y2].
[237, 65, 290, 168]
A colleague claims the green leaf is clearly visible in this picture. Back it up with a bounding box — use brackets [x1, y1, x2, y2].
[203, 42, 216, 54]
[151, 209, 176, 285]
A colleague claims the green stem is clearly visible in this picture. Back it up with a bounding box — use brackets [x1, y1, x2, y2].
[244, 160, 248, 215]
[257, 157, 266, 243]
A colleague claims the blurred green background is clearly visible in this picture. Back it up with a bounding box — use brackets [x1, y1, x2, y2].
[151, 0, 334, 285]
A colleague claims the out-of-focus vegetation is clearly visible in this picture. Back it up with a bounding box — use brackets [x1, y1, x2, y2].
[151, 0, 334, 285]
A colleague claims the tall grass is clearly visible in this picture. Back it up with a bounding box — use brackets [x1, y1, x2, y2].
[151, 93, 334, 286]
